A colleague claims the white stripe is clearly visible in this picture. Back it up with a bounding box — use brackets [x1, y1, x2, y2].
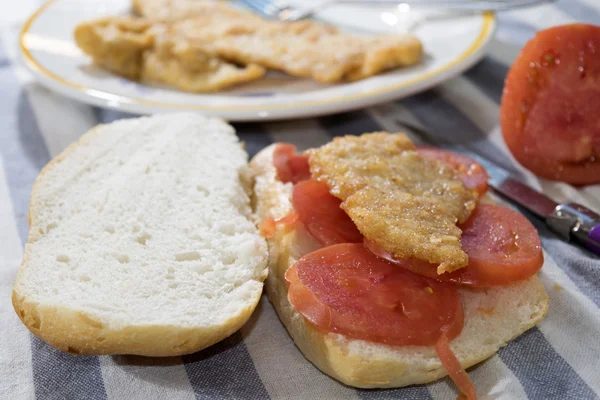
[577, 0, 600, 10]
[3, 27, 98, 158]
[536, 254, 600, 397]
[263, 119, 331, 151]
[99, 357, 195, 400]
[505, 4, 575, 30]
[20, 85, 99, 158]
[0, 157, 35, 400]
[240, 297, 361, 400]
[438, 77, 600, 210]
[467, 356, 529, 400]
[428, 355, 528, 400]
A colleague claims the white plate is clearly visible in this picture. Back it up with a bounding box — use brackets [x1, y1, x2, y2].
[20, 0, 496, 121]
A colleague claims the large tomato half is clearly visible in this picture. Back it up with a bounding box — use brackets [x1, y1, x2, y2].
[500, 24, 600, 184]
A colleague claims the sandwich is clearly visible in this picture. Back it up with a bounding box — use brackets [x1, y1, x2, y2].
[12, 114, 268, 356]
[250, 133, 549, 398]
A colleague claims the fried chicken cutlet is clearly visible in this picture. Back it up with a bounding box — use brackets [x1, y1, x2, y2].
[308, 133, 477, 273]
[74, 16, 265, 92]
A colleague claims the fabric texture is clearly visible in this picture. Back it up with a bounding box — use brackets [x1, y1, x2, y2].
[1, 1, 599, 399]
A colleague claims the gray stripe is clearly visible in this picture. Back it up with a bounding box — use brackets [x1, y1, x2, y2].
[400, 91, 525, 178]
[0, 42, 108, 399]
[232, 122, 273, 157]
[0, 41, 6, 67]
[92, 107, 135, 124]
[182, 332, 270, 400]
[555, 0, 600, 25]
[91, 110, 275, 158]
[498, 328, 597, 399]
[358, 386, 432, 400]
[30, 337, 108, 400]
[0, 94, 50, 242]
[465, 57, 508, 104]
[318, 110, 381, 137]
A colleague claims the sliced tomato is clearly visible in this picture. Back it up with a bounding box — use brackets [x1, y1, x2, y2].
[292, 179, 363, 246]
[273, 143, 311, 184]
[286, 243, 464, 346]
[259, 212, 299, 238]
[365, 204, 543, 287]
[417, 147, 489, 196]
[436, 329, 477, 400]
[500, 24, 600, 184]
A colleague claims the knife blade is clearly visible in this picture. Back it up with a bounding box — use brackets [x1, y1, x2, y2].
[395, 118, 600, 255]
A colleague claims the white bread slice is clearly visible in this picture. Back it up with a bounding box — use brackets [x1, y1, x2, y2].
[250, 144, 550, 388]
[12, 114, 268, 356]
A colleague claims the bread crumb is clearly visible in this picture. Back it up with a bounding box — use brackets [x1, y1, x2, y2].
[553, 284, 563, 291]
[424, 287, 434, 294]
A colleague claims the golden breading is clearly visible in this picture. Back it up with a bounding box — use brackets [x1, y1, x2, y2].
[132, 0, 239, 22]
[74, 16, 265, 92]
[74, 17, 154, 80]
[142, 34, 265, 92]
[308, 133, 477, 273]
[172, 14, 423, 83]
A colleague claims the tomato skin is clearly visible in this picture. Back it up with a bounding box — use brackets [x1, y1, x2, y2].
[417, 147, 489, 196]
[273, 143, 311, 184]
[366, 204, 543, 287]
[292, 179, 363, 246]
[500, 24, 600, 184]
[286, 243, 464, 346]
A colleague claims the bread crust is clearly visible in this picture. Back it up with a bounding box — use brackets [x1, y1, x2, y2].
[11, 291, 261, 356]
[12, 116, 267, 356]
[250, 144, 550, 388]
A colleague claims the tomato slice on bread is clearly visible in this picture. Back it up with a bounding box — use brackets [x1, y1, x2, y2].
[292, 179, 363, 246]
[259, 212, 299, 238]
[417, 147, 489, 196]
[366, 204, 543, 287]
[286, 243, 464, 346]
[273, 144, 311, 184]
[500, 24, 600, 184]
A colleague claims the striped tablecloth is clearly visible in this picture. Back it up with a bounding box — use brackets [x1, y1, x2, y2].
[2, 1, 600, 399]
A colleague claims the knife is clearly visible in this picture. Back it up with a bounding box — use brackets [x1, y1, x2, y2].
[396, 119, 600, 256]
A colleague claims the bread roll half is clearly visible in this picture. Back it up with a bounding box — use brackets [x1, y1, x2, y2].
[13, 114, 268, 356]
[250, 144, 550, 388]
